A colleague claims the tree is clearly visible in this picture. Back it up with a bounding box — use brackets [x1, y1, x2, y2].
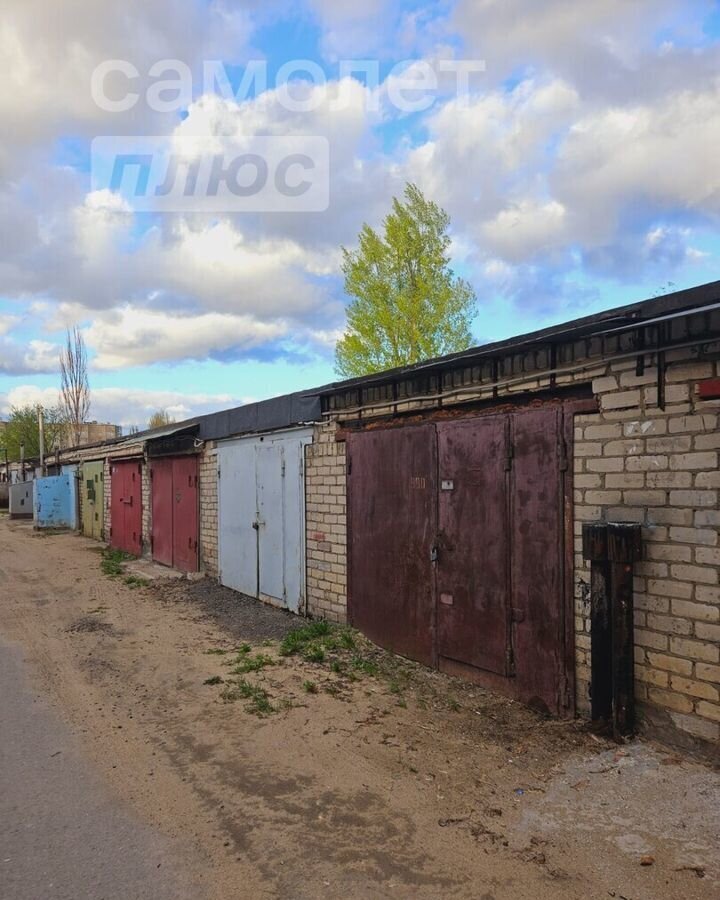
[60, 326, 91, 445]
[2, 405, 65, 462]
[335, 183, 476, 378]
[148, 409, 175, 429]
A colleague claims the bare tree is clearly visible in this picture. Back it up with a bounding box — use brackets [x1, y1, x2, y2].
[60, 326, 91, 446]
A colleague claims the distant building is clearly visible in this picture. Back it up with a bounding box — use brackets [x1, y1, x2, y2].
[58, 422, 122, 449]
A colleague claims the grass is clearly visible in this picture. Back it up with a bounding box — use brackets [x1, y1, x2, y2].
[205, 648, 229, 656]
[279, 620, 332, 657]
[100, 548, 134, 577]
[229, 652, 276, 675]
[123, 575, 149, 589]
[221, 678, 274, 715]
[303, 680, 318, 694]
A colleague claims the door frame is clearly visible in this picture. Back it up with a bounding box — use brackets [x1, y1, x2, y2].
[345, 391, 597, 716]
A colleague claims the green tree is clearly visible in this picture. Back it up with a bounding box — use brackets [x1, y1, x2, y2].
[1, 405, 65, 461]
[335, 183, 476, 378]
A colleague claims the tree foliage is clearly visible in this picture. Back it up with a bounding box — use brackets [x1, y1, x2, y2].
[60, 326, 91, 446]
[1, 405, 65, 462]
[148, 409, 175, 429]
[335, 183, 476, 378]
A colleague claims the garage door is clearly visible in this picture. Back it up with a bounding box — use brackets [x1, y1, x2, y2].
[150, 456, 199, 572]
[347, 405, 572, 716]
[218, 429, 312, 613]
[110, 459, 143, 556]
[81, 461, 104, 541]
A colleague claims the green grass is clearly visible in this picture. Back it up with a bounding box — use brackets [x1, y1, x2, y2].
[279, 620, 332, 657]
[221, 678, 274, 715]
[303, 680, 318, 694]
[100, 548, 134, 577]
[304, 644, 326, 663]
[205, 648, 229, 656]
[123, 575, 149, 589]
[229, 652, 276, 675]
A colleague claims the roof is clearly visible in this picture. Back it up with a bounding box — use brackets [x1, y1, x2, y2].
[311, 279, 720, 396]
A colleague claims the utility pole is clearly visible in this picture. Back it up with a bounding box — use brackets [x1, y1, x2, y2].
[20, 441, 25, 482]
[38, 405, 45, 476]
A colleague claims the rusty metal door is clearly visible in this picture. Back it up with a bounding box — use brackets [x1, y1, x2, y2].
[151, 457, 198, 572]
[436, 416, 511, 675]
[172, 456, 198, 573]
[110, 460, 142, 556]
[81, 461, 104, 541]
[347, 424, 437, 667]
[510, 406, 566, 714]
[150, 459, 173, 567]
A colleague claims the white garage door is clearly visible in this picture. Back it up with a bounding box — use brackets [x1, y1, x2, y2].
[217, 428, 312, 613]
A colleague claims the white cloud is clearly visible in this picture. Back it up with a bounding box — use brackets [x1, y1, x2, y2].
[0, 384, 248, 430]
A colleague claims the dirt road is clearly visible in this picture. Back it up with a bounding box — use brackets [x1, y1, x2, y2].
[1, 516, 718, 899]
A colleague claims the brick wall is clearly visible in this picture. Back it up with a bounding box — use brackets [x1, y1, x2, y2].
[305, 422, 347, 622]
[199, 442, 218, 577]
[573, 352, 720, 745]
[308, 347, 720, 749]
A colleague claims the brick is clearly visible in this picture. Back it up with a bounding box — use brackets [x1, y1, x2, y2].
[669, 451, 718, 471]
[647, 579, 693, 600]
[584, 490, 622, 505]
[585, 423, 623, 440]
[669, 712, 720, 742]
[696, 586, 720, 605]
[696, 622, 720, 643]
[646, 652, 693, 675]
[670, 564, 718, 585]
[669, 490, 717, 508]
[647, 688, 693, 713]
[646, 543, 691, 563]
[635, 666, 668, 687]
[592, 376, 618, 393]
[635, 629, 668, 650]
[623, 490, 666, 506]
[696, 546, 720, 566]
[635, 594, 670, 613]
[668, 414, 716, 433]
[649, 508, 694, 526]
[669, 526, 717, 546]
[586, 458, 624, 473]
[575, 474, 603, 488]
[696, 662, 720, 684]
[696, 701, 720, 723]
[670, 676, 720, 701]
[695, 471, 720, 489]
[646, 471, 692, 489]
[626, 455, 668, 472]
[695, 432, 720, 450]
[646, 613, 691, 635]
[624, 419, 667, 437]
[671, 599, 720, 622]
[601, 390, 641, 410]
[669, 637, 719, 663]
[604, 439, 644, 456]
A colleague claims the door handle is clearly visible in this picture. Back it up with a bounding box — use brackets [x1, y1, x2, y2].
[430, 545, 439, 563]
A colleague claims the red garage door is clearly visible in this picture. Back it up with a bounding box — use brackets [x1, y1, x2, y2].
[347, 403, 574, 716]
[150, 456, 198, 573]
[110, 460, 143, 556]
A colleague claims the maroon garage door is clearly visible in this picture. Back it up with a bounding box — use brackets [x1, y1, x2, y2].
[150, 456, 199, 573]
[110, 459, 143, 556]
[347, 404, 573, 716]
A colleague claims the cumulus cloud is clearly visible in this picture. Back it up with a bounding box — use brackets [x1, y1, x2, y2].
[0, 384, 249, 430]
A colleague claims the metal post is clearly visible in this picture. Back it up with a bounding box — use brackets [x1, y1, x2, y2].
[608, 524, 642, 740]
[582, 523, 612, 726]
[20, 441, 25, 482]
[38, 406, 45, 476]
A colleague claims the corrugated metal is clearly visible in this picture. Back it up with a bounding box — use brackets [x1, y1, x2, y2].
[110, 460, 142, 555]
[34, 473, 78, 529]
[218, 428, 312, 612]
[80, 461, 104, 540]
[9, 482, 34, 519]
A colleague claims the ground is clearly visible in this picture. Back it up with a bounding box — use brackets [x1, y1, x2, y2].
[0, 517, 718, 900]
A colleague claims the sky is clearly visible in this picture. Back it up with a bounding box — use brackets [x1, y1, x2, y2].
[1, 0, 719, 430]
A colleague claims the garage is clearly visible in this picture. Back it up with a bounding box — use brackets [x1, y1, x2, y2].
[346, 402, 575, 716]
[110, 459, 143, 556]
[80, 461, 104, 540]
[217, 428, 312, 613]
[150, 456, 199, 572]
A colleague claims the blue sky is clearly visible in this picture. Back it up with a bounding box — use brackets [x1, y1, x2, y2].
[1, 0, 719, 428]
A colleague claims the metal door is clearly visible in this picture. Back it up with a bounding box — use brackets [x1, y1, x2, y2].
[150, 459, 174, 567]
[510, 407, 566, 714]
[347, 424, 437, 667]
[172, 456, 198, 573]
[436, 417, 511, 675]
[218, 429, 311, 612]
[110, 460, 142, 555]
[81, 461, 104, 540]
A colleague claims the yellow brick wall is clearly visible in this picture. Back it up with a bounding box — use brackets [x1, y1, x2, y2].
[199, 442, 218, 577]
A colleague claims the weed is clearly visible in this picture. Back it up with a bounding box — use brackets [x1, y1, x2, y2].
[324, 683, 341, 696]
[304, 644, 326, 664]
[279, 620, 332, 657]
[235, 643, 252, 655]
[303, 680, 318, 694]
[330, 660, 345, 674]
[233, 678, 275, 715]
[124, 575, 149, 589]
[204, 675, 224, 685]
[100, 548, 133, 577]
[205, 648, 228, 656]
[230, 653, 275, 675]
[396, 698, 408, 709]
[388, 680, 401, 694]
[351, 656, 379, 677]
[447, 698, 461, 712]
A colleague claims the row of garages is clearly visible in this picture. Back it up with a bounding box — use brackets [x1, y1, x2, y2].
[9, 282, 720, 751]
